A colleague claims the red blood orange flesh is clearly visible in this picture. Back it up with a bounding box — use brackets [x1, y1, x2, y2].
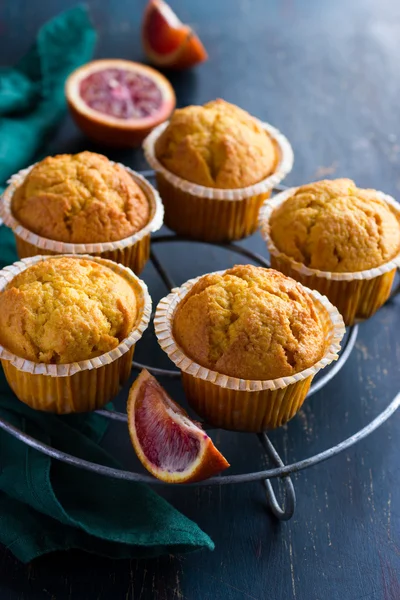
[142, 0, 208, 70]
[127, 370, 230, 483]
[65, 59, 176, 147]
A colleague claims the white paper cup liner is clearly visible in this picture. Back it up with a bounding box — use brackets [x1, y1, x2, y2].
[0, 254, 152, 377]
[0, 163, 164, 255]
[259, 187, 400, 281]
[143, 120, 294, 201]
[154, 270, 345, 392]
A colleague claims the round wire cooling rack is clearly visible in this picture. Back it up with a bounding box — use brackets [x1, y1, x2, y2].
[0, 175, 399, 521]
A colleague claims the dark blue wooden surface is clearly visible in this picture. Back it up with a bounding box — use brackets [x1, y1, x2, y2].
[0, 1, 399, 598]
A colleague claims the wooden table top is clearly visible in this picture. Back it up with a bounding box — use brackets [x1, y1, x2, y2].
[0, 1, 399, 598]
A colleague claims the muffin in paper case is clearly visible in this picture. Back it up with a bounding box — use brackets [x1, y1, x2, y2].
[259, 188, 400, 325]
[0, 254, 152, 413]
[0, 164, 164, 275]
[154, 270, 345, 432]
[143, 120, 293, 242]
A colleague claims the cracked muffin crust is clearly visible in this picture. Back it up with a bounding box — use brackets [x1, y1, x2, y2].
[269, 179, 400, 272]
[173, 265, 325, 380]
[12, 152, 150, 244]
[0, 257, 137, 364]
[154, 99, 278, 189]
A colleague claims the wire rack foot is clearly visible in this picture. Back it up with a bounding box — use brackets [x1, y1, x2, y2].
[258, 433, 296, 520]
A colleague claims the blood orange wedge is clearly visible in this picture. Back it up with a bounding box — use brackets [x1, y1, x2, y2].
[65, 59, 176, 147]
[142, 0, 208, 70]
[127, 370, 229, 483]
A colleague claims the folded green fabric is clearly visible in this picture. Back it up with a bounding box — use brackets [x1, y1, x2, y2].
[0, 7, 214, 563]
[0, 5, 96, 186]
[0, 226, 16, 267]
[0, 373, 213, 563]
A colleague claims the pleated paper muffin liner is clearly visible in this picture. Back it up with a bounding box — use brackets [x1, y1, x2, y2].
[0, 163, 164, 274]
[154, 270, 345, 432]
[259, 188, 400, 325]
[0, 254, 152, 413]
[143, 120, 294, 242]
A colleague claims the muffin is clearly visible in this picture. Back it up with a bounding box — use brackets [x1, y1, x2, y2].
[259, 179, 400, 325]
[155, 99, 277, 189]
[173, 265, 325, 380]
[155, 265, 344, 432]
[0, 255, 151, 413]
[144, 99, 293, 242]
[12, 152, 149, 244]
[0, 152, 164, 274]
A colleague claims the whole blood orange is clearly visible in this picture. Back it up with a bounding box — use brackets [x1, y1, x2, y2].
[65, 59, 176, 147]
[142, 0, 208, 69]
[127, 370, 229, 483]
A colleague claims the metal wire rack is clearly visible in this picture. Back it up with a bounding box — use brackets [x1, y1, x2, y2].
[0, 174, 399, 521]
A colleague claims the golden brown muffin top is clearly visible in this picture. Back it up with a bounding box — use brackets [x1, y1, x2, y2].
[0, 257, 137, 364]
[269, 179, 400, 272]
[12, 152, 150, 244]
[155, 99, 278, 189]
[173, 265, 325, 380]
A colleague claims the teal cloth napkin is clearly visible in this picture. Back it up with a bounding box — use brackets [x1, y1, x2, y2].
[0, 7, 214, 563]
[0, 5, 96, 186]
[0, 373, 213, 563]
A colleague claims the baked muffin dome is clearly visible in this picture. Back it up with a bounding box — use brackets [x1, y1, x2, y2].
[12, 152, 150, 244]
[0, 257, 137, 364]
[155, 99, 277, 189]
[173, 265, 325, 380]
[270, 179, 400, 272]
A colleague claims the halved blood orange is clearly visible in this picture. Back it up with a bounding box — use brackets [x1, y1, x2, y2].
[65, 59, 176, 147]
[127, 370, 229, 483]
[142, 0, 208, 70]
